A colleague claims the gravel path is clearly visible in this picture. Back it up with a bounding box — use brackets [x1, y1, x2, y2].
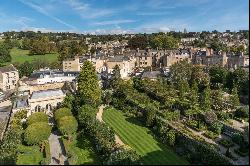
[48, 118, 68, 165]
[97, 105, 125, 146]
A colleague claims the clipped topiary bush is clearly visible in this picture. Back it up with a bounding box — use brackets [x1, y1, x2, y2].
[24, 122, 51, 145]
[54, 107, 72, 122]
[27, 112, 48, 126]
[58, 116, 78, 137]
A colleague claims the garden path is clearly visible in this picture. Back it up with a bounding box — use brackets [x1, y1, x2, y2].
[48, 117, 68, 165]
[96, 105, 125, 146]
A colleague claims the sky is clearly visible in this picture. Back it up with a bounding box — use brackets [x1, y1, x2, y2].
[0, 0, 249, 34]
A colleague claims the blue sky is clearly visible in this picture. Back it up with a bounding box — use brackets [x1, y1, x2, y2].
[0, 0, 249, 34]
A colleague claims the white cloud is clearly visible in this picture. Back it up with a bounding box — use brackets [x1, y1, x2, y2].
[137, 11, 171, 16]
[18, 0, 77, 30]
[91, 19, 136, 26]
[65, 0, 116, 19]
[22, 26, 78, 33]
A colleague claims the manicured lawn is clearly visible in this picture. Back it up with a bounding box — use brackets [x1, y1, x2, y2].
[103, 107, 188, 165]
[4, 47, 59, 65]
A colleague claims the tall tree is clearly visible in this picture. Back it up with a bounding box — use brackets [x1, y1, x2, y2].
[0, 44, 11, 63]
[127, 35, 149, 50]
[201, 86, 211, 112]
[110, 65, 121, 89]
[151, 34, 179, 50]
[178, 79, 189, 101]
[230, 86, 240, 110]
[169, 59, 192, 85]
[77, 61, 101, 107]
[212, 87, 224, 112]
[3, 37, 13, 49]
[209, 65, 228, 89]
[17, 61, 34, 78]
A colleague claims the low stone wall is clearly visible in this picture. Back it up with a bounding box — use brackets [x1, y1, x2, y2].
[222, 122, 244, 137]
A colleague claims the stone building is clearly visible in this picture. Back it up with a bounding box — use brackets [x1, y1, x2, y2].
[63, 55, 106, 73]
[162, 49, 191, 67]
[0, 64, 19, 92]
[105, 55, 136, 78]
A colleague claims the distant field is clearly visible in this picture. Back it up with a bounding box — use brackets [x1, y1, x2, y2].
[103, 107, 188, 165]
[3, 47, 59, 66]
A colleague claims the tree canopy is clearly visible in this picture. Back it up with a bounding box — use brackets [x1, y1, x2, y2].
[0, 44, 11, 64]
[24, 122, 51, 145]
[27, 112, 48, 126]
[54, 107, 73, 122]
[58, 116, 78, 137]
[77, 61, 101, 107]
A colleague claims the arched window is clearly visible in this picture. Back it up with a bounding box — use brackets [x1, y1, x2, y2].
[35, 105, 41, 112]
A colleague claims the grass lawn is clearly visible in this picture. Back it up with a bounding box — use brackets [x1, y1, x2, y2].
[103, 107, 188, 165]
[3, 47, 59, 66]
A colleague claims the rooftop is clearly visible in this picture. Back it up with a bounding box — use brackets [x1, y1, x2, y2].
[107, 55, 130, 62]
[141, 71, 162, 79]
[30, 89, 65, 99]
[0, 64, 18, 73]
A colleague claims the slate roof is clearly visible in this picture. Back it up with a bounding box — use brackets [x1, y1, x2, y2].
[107, 55, 130, 62]
[29, 70, 80, 79]
[30, 89, 64, 99]
[0, 64, 18, 73]
[141, 71, 161, 79]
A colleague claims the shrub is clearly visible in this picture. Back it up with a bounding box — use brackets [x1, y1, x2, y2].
[16, 145, 43, 165]
[234, 106, 249, 119]
[234, 147, 249, 157]
[27, 112, 48, 126]
[231, 133, 245, 146]
[216, 112, 229, 121]
[54, 107, 72, 122]
[210, 121, 223, 134]
[106, 146, 141, 165]
[166, 129, 176, 146]
[58, 116, 78, 137]
[203, 130, 219, 140]
[218, 139, 234, 148]
[24, 122, 51, 145]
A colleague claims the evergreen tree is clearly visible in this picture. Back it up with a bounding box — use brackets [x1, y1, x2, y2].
[190, 81, 199, 105]
[212, 87, 224, 112]
[230, 86, 240, 110]
[178, 79, 189, 101]
[201, 86, 211, 112]
[77, 61, 101, 107]
[110, 65, 122, 89]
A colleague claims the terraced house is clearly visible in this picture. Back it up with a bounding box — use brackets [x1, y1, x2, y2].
[0, 64, 19, 92]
